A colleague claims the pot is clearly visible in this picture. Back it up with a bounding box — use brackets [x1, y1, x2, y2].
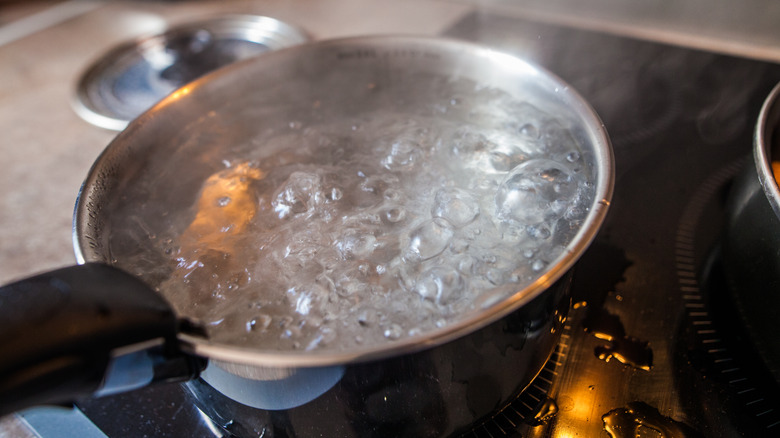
[0, 36, 613, 436]
[722, 82, 780, 384]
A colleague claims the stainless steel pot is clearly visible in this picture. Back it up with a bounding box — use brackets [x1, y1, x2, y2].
[723, 82, 780, 384]
[0, 36, 613, 436]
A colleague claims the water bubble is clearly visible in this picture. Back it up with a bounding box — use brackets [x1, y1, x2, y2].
[495, 159, 579, 225]
[486, 268, 504, 285]
[498, 223, 526, 243]
[272, 171, 323, 219]
[384, 323, 403, 340]
[328, 187, 343, 201]
[532, 259, 547, 272]
[519, 123, 539, 139]
[405, 219, 455, 261]
[489, 152, 512, 172]
[135, 78, 597, 354]
[481, 254, 497, 264]
[334, 274, 364, 298]
[527, 225, 552, 240]
[541, 120, 579, 155]
[456, 255, 475, 274]
[449, 239, 469, 254]
[381, 138, 421, 171]
[431, 188, 479, 228]
[336, 232, 377, 259]
[383, 188, 401, 201]
[246, 314, 272, 332]
[561, 203, 582, 219]
[415, 266, 465, 305]
[356, 175, 399, 207]
[450, 130, 490, 157]
[357, 308, 377, 326]
[384, 207, 406, 223]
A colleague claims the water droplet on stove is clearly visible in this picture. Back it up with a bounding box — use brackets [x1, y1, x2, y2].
[585, 310, 653, 371]
[595, 340, 653, 371]
[602, 401, 699, 438]
[528, 397, 558, 426]
[572, 300, 588, 309]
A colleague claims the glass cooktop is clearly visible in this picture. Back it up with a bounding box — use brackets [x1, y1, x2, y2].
[21, 10, 780, 438]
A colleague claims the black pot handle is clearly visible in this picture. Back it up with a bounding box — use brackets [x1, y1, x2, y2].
[0, 263, 203, 416]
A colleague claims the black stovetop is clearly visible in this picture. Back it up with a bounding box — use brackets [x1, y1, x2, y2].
[71, 11, 780, 438]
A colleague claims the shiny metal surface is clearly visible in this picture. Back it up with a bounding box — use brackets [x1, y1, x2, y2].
[755, 82, 780, 217]
[72, 14, 309, 130]
[721, 82, 780, 383]
[73, 35, 613, 368]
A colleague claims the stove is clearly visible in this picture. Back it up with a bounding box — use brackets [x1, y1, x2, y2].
[7, 5, 780, 438]
[443, 12, 780, 437]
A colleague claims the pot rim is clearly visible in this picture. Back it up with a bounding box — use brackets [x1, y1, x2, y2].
[755, 81, 780, 219]
[73, 35, 614, 368]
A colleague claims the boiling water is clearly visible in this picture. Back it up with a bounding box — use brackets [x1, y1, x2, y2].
[106, 73, 596, 352]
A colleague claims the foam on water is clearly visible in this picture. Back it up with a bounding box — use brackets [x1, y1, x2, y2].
[106, 74, 596, 352]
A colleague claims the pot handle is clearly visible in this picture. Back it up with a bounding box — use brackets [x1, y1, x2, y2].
[0, 263, 203, 416]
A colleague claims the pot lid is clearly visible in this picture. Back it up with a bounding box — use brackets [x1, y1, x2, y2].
[72, 15, 309, 131]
